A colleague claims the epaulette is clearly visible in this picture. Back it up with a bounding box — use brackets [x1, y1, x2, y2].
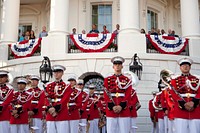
[193, 75, 200, 79]
[171, 74, 181, 79]
[13, 91, 18, 94]
[6, 83, 14, 90]
[45, 81, 54, 86]
[26, 90, 32, 95]
[156, 91, 162, 96]
[62, 80, 70, 85]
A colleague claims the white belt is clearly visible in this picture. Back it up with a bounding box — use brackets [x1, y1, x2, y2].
[31, 100, 38, 104]
[14, 105, 22, 108]
[0, 101, 3, 104]
[180, 93, 196, 98]
[68, 103, 76, 106]
[86, 109, 89, 111]
[111, 93, 125, 97]
[51, 98, 61, 102]
[155, 110, 159, 112]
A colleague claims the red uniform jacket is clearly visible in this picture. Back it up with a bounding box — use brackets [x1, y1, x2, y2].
[86, 94, 100, 120]
[104, 74, 132, 117]
[148, 99, 158, 122]
[161, 88, 174, 120]
[67, 88, 82, 120]
[129, 89, 140, 118]
[170, 74, 200, 119]
[98, 97, 106, 114]
[152, 91, 164, 119]
[10, 90, 32, 124]
[0, 84, 14, 121]
[45, 80, 72, 121]
[80, 91, 89, 119]
[28, 87, 45, 119]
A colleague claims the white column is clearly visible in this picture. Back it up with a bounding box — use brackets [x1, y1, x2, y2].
[49, 0, 69, 35]
[0, 0, 20, 43]
[180, 0, 200, 38]
[120, 0, 140, 33]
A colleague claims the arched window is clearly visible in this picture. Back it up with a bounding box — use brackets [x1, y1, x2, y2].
[79, 72, 104, 90]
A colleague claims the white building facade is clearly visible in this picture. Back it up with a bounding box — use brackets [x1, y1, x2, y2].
[0, 0, 200, 132]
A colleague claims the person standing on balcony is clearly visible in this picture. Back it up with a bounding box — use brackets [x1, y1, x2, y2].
[72, 28, 77, 35]
[24, 31, 30, 40]
[101, 25, 110, 34]
[82, 30, 86, 34]
[27, 75, 45, 133]
[45, 65, 72, 133]
[170, 58, 200, 133]
[39, 26, 48, 38]
[0, 70, 14, 133]
[113, 24, 120, 34]
[89, 24, 99, 34]
[104, 56, 132, 133]
[30, 30, 36, 40]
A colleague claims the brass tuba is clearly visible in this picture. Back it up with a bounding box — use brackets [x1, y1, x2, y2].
[160, 69, 174, 86]
[124, 71, 139, 87]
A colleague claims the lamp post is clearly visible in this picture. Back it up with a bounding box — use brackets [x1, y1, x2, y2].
[39, 56, 52, 84]
[129, 53, 143, 80]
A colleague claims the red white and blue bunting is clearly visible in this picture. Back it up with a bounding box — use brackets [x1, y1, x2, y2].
[70, 33, 116, 52]
[9, 38, 42, 58]
[146, 35, 189, 55]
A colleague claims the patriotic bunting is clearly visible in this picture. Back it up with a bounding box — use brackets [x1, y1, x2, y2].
[70, 33, 116, 52]
[146, 35, 188, 54]
[9, 38, 42, 58]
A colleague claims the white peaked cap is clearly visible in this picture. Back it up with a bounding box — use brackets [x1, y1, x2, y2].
[111, 56, 125, 64]
[67, 75, 76, 81]
[77, 79, 84, 84]
[30, 75, 40, 80]
[0, 70, 9, 75]
[177, 57, 193, 66]
[88, 84, 96, 89]
[17, 77, 28, 84]
[52, 65, 66, 72]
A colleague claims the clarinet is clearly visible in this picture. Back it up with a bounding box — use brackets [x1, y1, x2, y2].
[103, 87, 115, 104]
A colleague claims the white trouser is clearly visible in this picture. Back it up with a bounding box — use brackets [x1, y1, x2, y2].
[164, 116, 168, 133]
[31, 118, 43, 133]
[168, 119, 175, 133]
[107, 117, 130, 133]
[158, 118, 165, 133]
[0, 121, 10, 133]
[69, 120, 79, 133]
[47, 121, 69, 133]
[130, 117, 137, 133]
[174, 118, 200, 133]
[79, 119, 87, 133]
[100, 125, 106, 133]
[10, 124, 29, 133]
[151, 122, 159, 133]
[88, 119, 99, 133]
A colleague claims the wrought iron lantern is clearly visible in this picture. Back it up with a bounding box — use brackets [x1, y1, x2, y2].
[129, 53, 143, 80]
[39, 56, 52, 84]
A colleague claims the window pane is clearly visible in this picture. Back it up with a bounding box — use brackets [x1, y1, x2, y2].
[92, 4, 112, 32]
[147, 9, 158, 32]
